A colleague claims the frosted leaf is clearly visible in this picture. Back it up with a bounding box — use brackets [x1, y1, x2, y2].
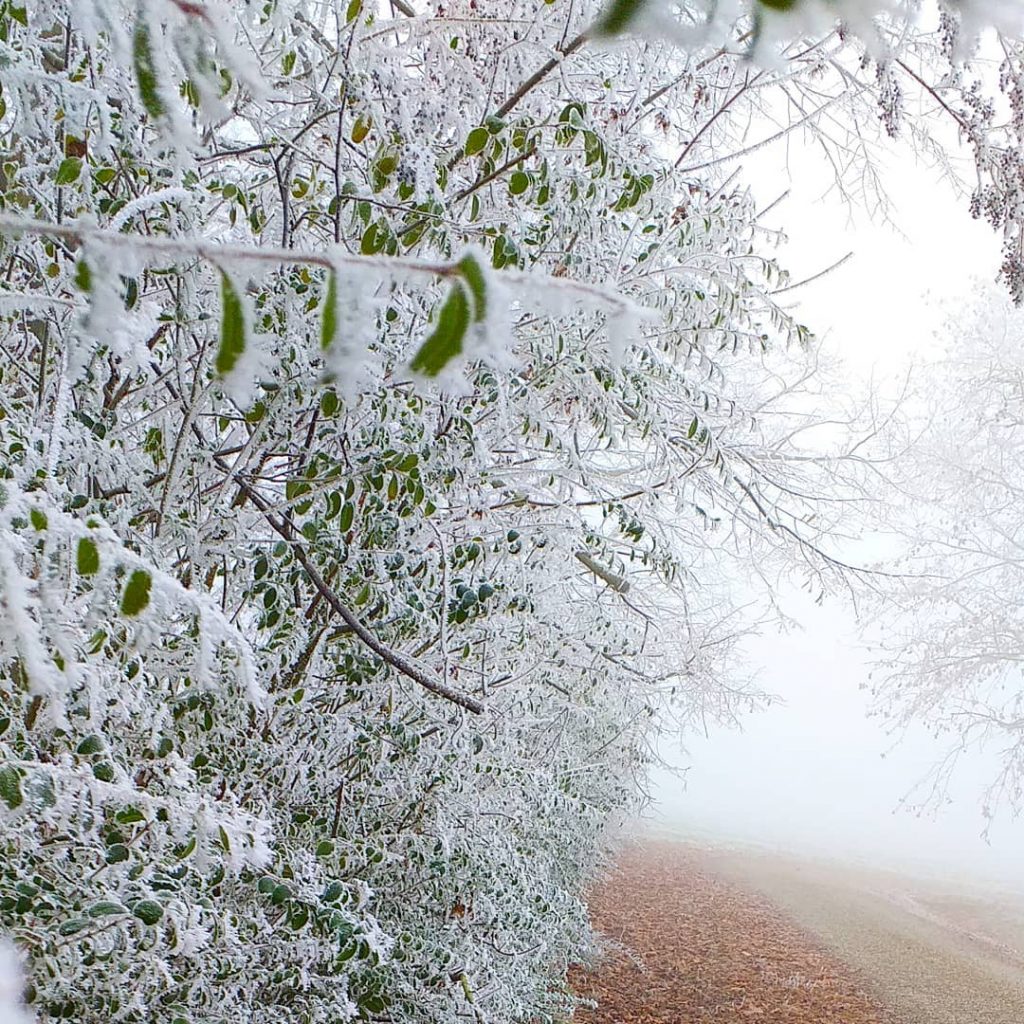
[70, 238, 156, 381]
[600, 0, 1024, 68]
[214, 267, 267, 406]
[107, 187, 194, 234]
[0, 941, 33, 1024]
[0, 532, 69, 708]
[605, 306, 643, 368]
[323, 262, 380, 399]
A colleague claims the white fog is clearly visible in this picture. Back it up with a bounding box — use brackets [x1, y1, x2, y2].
[651, 584, 1024, 882]
[653, 101, 1024, 884]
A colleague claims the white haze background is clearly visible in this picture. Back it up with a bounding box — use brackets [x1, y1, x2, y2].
[651, 89, 1024, 882]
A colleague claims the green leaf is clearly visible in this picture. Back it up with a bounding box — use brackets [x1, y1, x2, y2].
[133, 19, 166, 120]
[105, 843, 129, 864]
[458, 253, 487, 323]
[29, 508, 46, 531]
[24, 773, 55, 809]
[351, 115, 371, 143]
[87, 901, 126, 918]
[216, 272, 246, 376]
[559, 102, 586, 128]
[321, 270, 338, 350]
[73, 258, 92, 293]
[409, 283, 470, 377]
[687, 417, 698, 439]
[465, 127, 488, 156]
[509, 170, 530, 196]
[0, 764, 22, 810]
[121, 569, 152, 617]
[360, 222, 384, 255]
[76, 734, 104, 756]
[345, 0, 363, 22]
[54, 157, 82, 186]
[132, 899, 163, 926]
[339, 501, 354, 532]
[594, 0, 649, 36]
[76, 537, 100, 576]
[323, 881, 345, 902]
[320, 389, 340, 417]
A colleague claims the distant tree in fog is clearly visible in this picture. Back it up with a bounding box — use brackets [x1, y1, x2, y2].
[868, 293, 1024, 826]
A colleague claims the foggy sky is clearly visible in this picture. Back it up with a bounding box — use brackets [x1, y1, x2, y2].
[651, 96, 1024, 885]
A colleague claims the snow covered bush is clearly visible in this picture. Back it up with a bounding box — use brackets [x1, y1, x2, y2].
[1, 0, 1023, 1022]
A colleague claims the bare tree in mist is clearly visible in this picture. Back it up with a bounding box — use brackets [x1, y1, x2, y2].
[866, 292, 1024, 826]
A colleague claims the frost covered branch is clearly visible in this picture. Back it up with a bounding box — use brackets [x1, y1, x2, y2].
[227, 466, 487, 714]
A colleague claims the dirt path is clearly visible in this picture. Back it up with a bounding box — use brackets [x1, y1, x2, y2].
[571, 842, 893, 1023]
[573, 841, 1024, 1024]
[708, 845, 1024, 1024]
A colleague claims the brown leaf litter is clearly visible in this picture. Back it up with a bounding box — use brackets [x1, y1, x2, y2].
[570, 842, 895, 1024]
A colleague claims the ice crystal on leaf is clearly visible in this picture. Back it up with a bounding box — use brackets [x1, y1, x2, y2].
[0, 941, 33, 1024]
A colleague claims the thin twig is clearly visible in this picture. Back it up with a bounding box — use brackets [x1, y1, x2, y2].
[772, 251, 853, 295]
[494, 32, 588, 120]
